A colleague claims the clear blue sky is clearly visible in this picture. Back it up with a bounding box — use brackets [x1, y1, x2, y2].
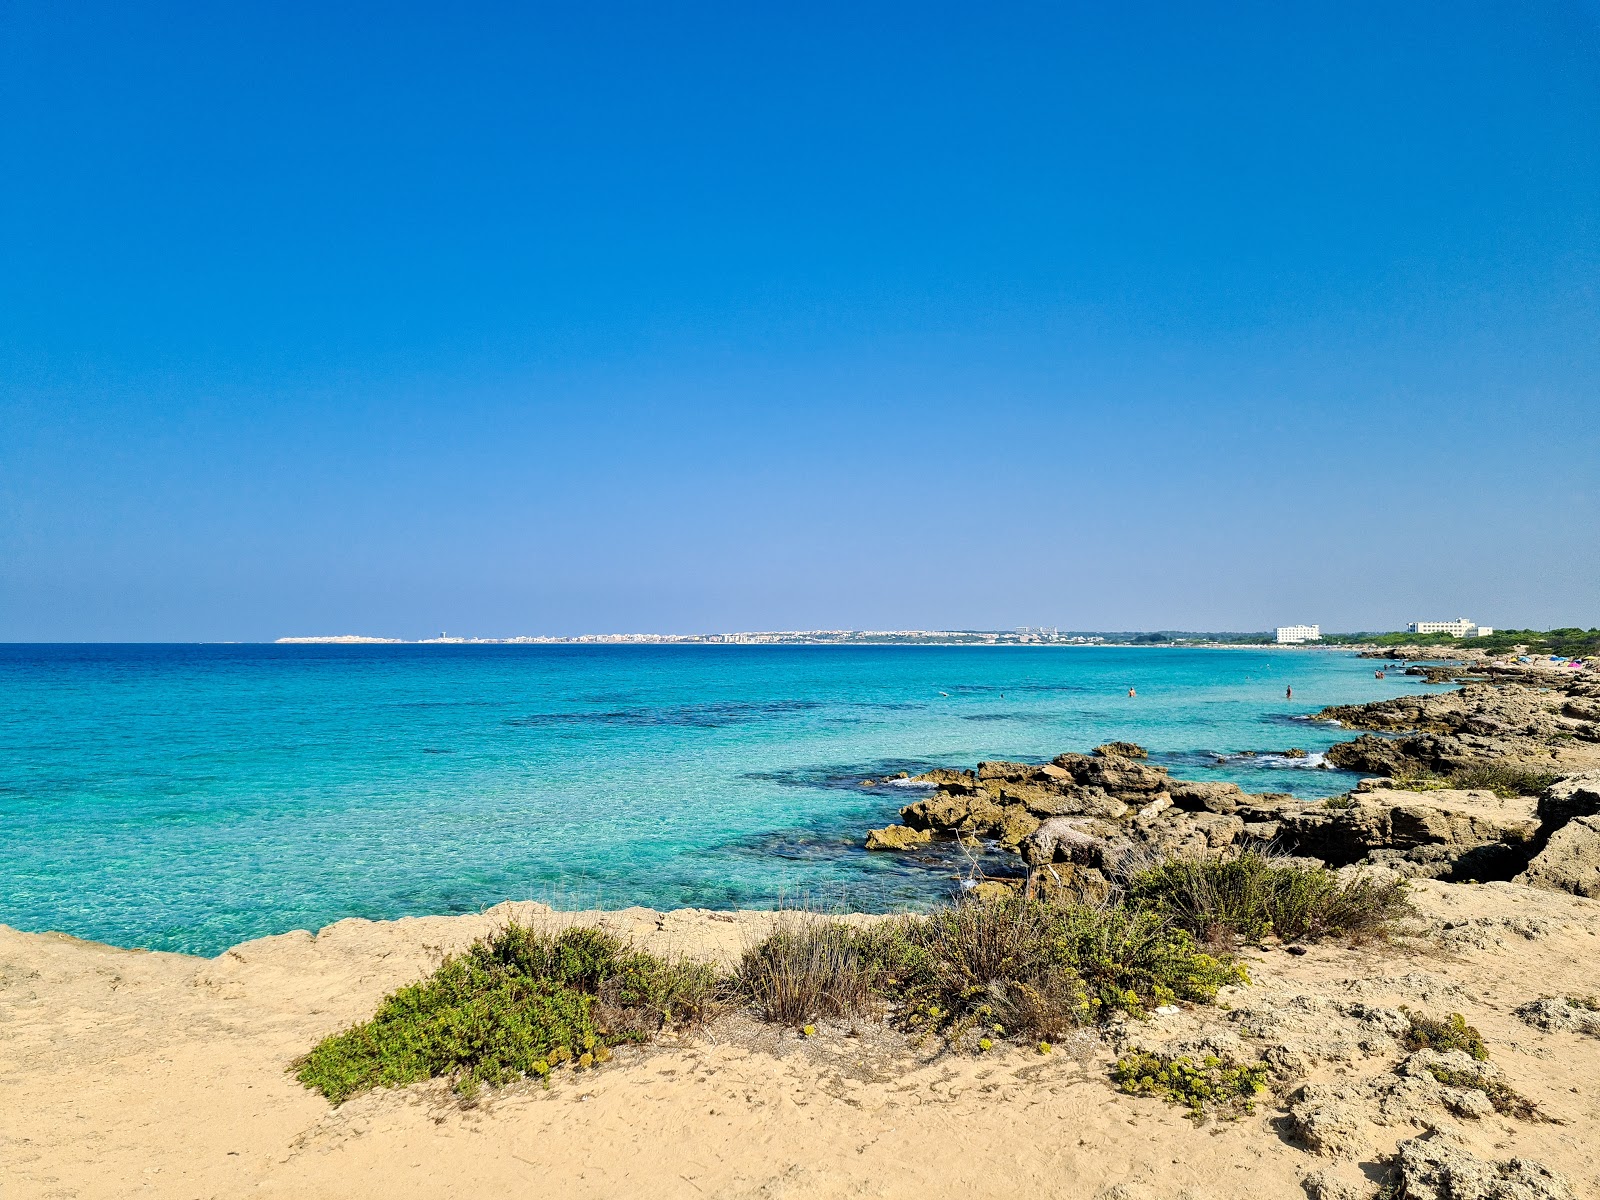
[3, 2, 1597, 640]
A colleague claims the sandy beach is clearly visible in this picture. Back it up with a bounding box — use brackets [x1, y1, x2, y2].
[6, 877, 1599, 1200]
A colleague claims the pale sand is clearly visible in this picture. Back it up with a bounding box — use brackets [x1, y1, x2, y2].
[5, 886, 1599, 1200]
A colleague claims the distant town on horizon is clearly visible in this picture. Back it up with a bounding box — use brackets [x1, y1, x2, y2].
[273, 620, 1506, 648]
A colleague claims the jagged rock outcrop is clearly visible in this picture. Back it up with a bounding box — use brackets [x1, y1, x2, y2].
[1515, 815, 1600, 898]
[879, 742, 1278, 874]
[864, 824, 932, 852]
[1391, 1131, 1575, 1200]
[1318, 680, 1600, 776]
[1534, 771, 1600, 828]
[1272, 789, 1540, 880]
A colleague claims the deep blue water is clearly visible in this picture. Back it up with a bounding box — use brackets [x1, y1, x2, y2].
[0, 644, 1433, 954]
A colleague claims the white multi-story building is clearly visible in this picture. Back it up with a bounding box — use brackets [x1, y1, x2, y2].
[1275, 624, 1321, 644]
[1407, 618, 1492, 638]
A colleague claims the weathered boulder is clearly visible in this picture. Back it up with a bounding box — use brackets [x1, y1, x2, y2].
[1092, 741, 1147, 758]
[864, 824, 932, 852]
[1273, 789, 1538, 878]
[900, 793, 974, 832]
[1562, 697, 1600, 722]
[910, 767, 980, 792]
[976, 760, 1037, 782]
[1287, 1083, 1367, 1157]
[1536, 771, 1600, 828]
[1020, 817, 1109, 868]
[995, 807, 1042, 848]
[1167, 779, 1247, 814]
[1515, 996, 1600, 1036]
[1018, 786, 1131, 820]
[1392, 1131, 1575, 1200]
[1515, 814, 1600, 898]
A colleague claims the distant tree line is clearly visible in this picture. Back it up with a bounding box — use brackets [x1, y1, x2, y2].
[1112, 629, 1600, 657]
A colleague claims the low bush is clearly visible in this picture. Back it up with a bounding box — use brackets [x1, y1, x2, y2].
[1391, 764, 1559, 799]
[1112, 1050, 1269, 1120]
[1443, 763, 1562, 798]
[1123, 851, 1412, 945]
[1401, 1010, 1488, 1060]
[735, 896, 1244, 1040]
[296, 923, 718, 1104]
[735, 916, 916, 1023]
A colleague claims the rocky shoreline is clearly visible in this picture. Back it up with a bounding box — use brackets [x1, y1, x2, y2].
[863, 658, 1600, 901]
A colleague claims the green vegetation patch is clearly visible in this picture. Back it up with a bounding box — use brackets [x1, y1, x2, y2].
[1112, 1050, 1269, 1120]
[1123, 851, 1412, 946]
[1401, 1010, 1488, 1060]
[1392, 764, 1561, 799]
[1320, 627, 1600, 658]
[737, 897, 1245, 1041]
[296, 923, 718, 1104]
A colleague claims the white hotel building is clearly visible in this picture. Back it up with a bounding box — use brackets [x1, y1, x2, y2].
[1407, 618, 1493, 638]
[1275, 624, 1321, 644]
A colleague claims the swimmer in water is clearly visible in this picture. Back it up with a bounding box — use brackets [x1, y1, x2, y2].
[1286, 685, 1293, 700]
[1128, 687, 1136, 698]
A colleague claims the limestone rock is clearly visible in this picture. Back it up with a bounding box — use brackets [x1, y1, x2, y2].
[1300, 1168, 1366, 1200]
[1392, 1131, 1575, 1200]
[864, 824, 932, 852]
[976, 760, 1038, 782]
[1092, 741, 1148, 759]
[1536, 771, 1600, 828]
[1273, 789, 1538, 876]
[996, 807, 1042, 849]
[1167, 779, 1247, 814]
[910, 767, 979, 792]
[1020, 817, 1108, 868]
[1515, 997, 1600, 1036]
[1287, 1083, 1367, 1157]
[1515, 814, 1600, 897]
[900, 793, 972, 832]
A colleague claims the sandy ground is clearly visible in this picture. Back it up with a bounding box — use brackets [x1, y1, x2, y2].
[4, 886, 1599, 1200]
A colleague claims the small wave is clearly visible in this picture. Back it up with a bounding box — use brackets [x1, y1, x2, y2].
[1210, 751, 1329, 770]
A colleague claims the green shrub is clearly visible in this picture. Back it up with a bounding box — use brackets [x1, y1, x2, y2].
[737, 896, 1245, 1041]
[1401, 1010, 1488, 1060]
[297, 923, 717, 1105]
[735, 916, 907, 1024]
[1392, 764, 1560, 799]
[1443, 763, 1561, 798]
[1112, 1050, 1269, 1120]
[1123, 852, 1412, 945]
[1569, 995, 1600, 1012]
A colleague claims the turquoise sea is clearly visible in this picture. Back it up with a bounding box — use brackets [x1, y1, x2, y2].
[0, 644, 1433, 955]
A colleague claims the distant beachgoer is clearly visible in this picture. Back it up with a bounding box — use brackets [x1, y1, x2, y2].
[1286, 685, 1293, 700]
[1128, 687, 1136, 698]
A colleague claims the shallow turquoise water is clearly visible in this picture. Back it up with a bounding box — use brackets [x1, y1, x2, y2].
[0, 644, 1432, 954]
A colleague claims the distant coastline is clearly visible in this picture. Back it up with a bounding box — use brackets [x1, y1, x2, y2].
[272, 629, 1344, 648]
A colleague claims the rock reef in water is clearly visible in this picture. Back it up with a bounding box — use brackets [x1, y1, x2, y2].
[862, 662, 1600, 899]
